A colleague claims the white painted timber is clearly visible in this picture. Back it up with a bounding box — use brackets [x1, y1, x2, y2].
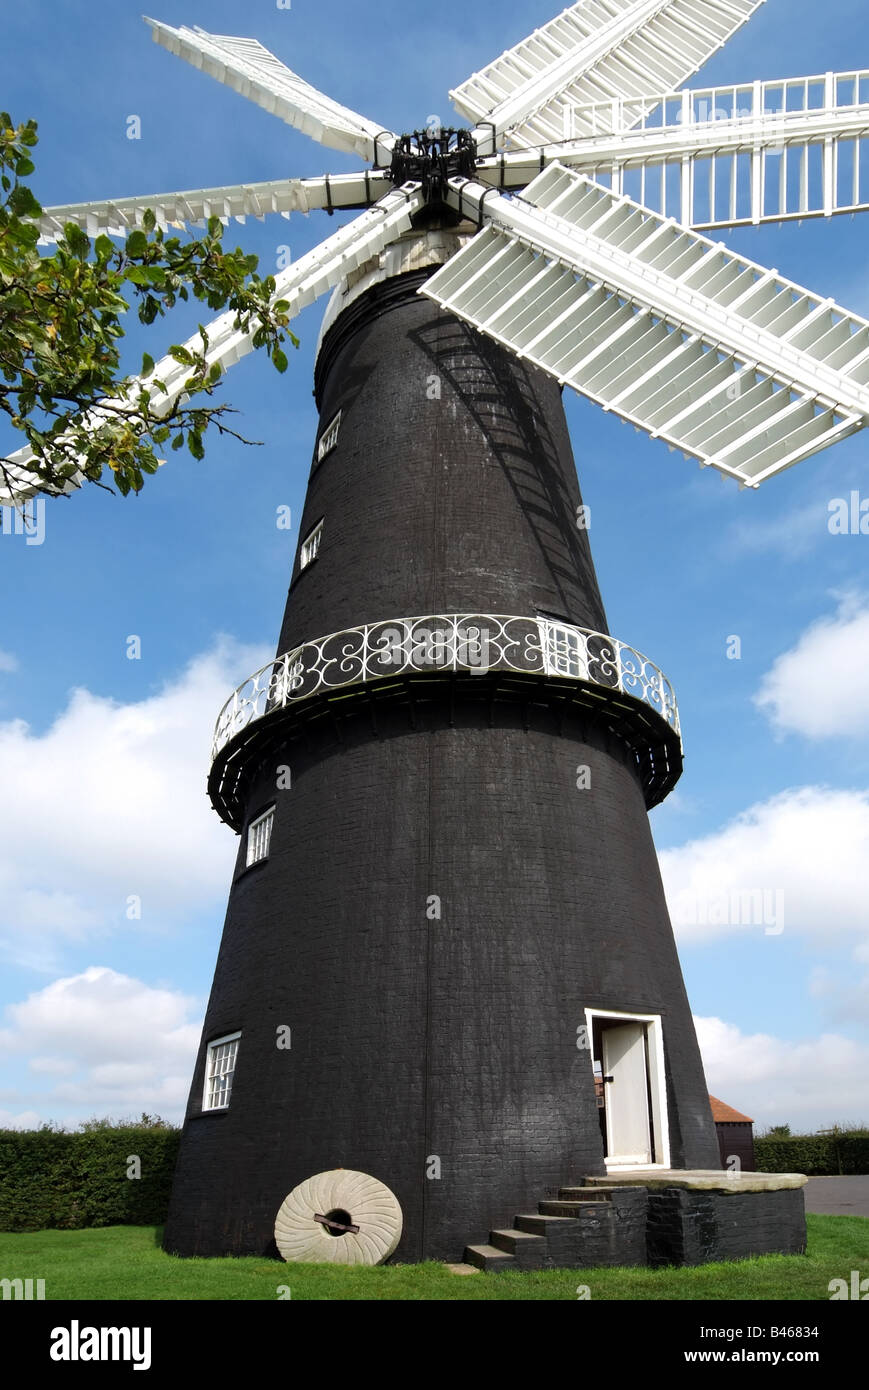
[475, 69, 869, 229]
[425, 166, 869, 485]
[144, 17, 397, 162]
[1, 186, 423, 506]
[450, 0, 765, 150]
[34, 171, 391, 244]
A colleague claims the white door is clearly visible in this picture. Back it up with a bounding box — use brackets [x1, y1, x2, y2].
[602, 1022, 653, 1165]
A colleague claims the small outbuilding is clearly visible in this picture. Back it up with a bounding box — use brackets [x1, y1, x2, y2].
[710, 1095, 755, 1172]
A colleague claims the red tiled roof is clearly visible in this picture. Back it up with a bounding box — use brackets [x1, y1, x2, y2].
[709, 1094, 754, 1124]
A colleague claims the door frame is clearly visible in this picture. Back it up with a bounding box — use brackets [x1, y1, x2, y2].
[584, 1007, 670, 1170]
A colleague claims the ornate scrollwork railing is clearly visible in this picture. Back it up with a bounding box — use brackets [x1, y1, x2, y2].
[211, 614, 680, 761]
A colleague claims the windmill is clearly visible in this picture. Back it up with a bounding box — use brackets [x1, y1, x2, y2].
[7, 1, 868, 1265]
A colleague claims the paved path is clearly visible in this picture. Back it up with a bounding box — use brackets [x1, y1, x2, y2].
[803, 1176, 869, 1217]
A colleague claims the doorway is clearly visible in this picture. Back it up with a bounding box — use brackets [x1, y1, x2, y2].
[586, 1009, 670, 1169]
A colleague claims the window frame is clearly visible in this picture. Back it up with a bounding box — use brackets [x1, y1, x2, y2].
[316, 410, 342, 462]
[202, 1030, 241, 1113]
[300, 519, 324, 571]
[246, 804, 275, 868]
[537, 612, 585, 679]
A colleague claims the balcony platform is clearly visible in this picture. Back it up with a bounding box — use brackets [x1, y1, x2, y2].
[208, 613, 684, 829]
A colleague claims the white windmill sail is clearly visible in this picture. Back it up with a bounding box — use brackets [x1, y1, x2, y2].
[34, 171, 391, 244]
[475, 68, 869, 230]
[8, 2, 869, 505]
[1, 186, 423, 506]
[450, 0, 765, 150]
[145, 17, 398, 163]
[422, 164, 869, 486]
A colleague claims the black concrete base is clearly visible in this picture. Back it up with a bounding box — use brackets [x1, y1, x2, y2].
[466, 1177, 807, 1271]
[646, 1186, 807, 1267]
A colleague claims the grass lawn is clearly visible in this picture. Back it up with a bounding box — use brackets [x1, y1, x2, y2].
[0, 1214, 866, 1300]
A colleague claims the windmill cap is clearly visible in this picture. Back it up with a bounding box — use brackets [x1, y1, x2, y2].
[315, 224, 477, 362]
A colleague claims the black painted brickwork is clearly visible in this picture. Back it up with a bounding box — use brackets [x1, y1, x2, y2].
[164, 270, 721, 1263]
[279, 272, 608, 650]
[646, 1188, 807, 1266]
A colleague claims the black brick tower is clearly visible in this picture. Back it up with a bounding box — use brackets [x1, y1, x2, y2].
[163, 238, 720, 1262]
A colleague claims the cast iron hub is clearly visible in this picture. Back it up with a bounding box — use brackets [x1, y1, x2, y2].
[389, 128, 477, 205]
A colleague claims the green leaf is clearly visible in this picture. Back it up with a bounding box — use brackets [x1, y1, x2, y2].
[168, 345, 193, 366]
[63, 222, 89, 258]
[9, 185, 42, 218]
[125, 228, 148, 258]
[272, 347, 288, 374]
[207, 362, 222, 384]
[142, 208, 157, 232]
[94, 234, 115, 263]
[141, 352, 155, 377]
[187, 430, 204, 461]
[171, 432, 185, 451]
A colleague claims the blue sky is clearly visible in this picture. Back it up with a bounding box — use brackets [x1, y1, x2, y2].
[0, 0, 868, 1133]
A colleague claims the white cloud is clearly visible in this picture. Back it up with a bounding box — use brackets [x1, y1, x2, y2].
[28, 1057, 76, 1076]
[660, 786, 869, 948]
[0, 1108, 42, 1130]
[0, 649, 18, 673]
[0, 967, 201, 1125]
[721, 500, 825, 561]
[0, 638, 268, 969]
[754, 594, 869, 738]
[696, 1015, 869, 1131]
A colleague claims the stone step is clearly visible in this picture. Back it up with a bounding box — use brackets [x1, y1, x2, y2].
[489, 1227, 550, 1267]
[515, 1213, 580, 1237]
[558, 1185, 618, 1201]
[539, 1199, 613, 1218]
[464, 1242, 516, 1272]
[581, 1176, 649, 1188]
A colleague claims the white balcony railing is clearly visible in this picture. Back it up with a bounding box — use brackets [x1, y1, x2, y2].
[211, 614, 680, 762]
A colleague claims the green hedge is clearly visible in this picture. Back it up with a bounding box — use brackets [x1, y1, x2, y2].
[755, 1135, 869, 1175]
[0, 1127, 180, 1231]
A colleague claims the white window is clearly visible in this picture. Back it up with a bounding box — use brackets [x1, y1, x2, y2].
[203, 1031, 241, 1112]
[300, 520, 323, 570]
[317, 411, 342, 461]
[246, 806, 274, 867]
[537, 614, 586, 679]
